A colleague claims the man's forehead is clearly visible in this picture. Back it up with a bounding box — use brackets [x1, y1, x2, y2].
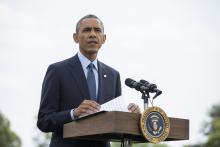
[80, 18, 103, 28]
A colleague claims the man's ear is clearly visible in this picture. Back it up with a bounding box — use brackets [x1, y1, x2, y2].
[73, 33, 79, 43]
[102, 34, 106, 44]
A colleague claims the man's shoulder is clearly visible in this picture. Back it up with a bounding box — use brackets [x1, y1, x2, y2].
[46, 55, 78, 73]
[98, 61, 119, 74]
[49, 55, 77, 68]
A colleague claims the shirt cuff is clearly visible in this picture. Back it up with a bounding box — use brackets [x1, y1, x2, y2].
[70, 109, 76, 120]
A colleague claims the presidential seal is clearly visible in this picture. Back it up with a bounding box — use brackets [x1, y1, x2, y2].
[140, 106, 170, 144]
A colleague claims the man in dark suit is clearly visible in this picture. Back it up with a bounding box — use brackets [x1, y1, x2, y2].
[37, 14, 140, 147]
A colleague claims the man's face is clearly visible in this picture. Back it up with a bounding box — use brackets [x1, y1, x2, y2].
[73, 18, 106, 56]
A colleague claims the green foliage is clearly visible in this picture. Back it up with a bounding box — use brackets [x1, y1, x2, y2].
[33, 126, 51, 147]
[0, 111, 21, 147]
[111, 142, 169, 147]
[184, 102, 220, 147]
[183, 144, 205, 147]
[205, 104, 220, 147]
[209, 104, 220, 118]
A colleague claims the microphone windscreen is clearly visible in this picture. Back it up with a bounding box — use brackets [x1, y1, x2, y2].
[140, 79, 149, 86]
[125, 78, 135, 88]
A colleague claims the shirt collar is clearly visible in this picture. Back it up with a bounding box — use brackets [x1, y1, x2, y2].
[77, 51, 98, 71]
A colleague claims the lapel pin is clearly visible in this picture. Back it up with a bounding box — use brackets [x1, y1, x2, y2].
[103, 74, 107, 78]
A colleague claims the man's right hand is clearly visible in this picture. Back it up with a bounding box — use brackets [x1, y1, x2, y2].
[73, 100, 101, 117]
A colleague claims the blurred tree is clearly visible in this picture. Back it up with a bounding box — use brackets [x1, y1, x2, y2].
[204, 103, 220, 147]
[0, 111, 21, 147]
[184, 145, 204, 147]
[184, 103, 220, 147]
[111, 142, 169, 147]
[33, 129, 51, 147]
[33, 118, 51, 147]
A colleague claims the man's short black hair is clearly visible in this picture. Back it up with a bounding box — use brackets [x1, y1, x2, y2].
[75, 14, 104, 33]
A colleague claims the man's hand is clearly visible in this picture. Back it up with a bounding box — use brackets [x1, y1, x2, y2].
[73, 100, 100, 117]
[127, 103, 141, 113]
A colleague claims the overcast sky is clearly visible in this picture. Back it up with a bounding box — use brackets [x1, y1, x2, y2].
[0, 0, 220, 147]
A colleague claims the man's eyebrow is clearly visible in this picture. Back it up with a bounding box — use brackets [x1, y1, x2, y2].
[94, 27, 102, 29]
[81, 26, 102, 30]
[84, 26, 101, 29]
[82, 27, 92, 29]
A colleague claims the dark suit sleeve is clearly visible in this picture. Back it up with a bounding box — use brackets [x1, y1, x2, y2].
[115, 72, 122, 97]
[37, 65, 72, 133]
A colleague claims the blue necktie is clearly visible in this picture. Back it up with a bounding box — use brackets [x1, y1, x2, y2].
[87, 63, 97, 101]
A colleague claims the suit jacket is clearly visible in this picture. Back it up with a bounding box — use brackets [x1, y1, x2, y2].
[37, 54, 121, 147]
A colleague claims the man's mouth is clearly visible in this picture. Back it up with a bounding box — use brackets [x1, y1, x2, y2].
[88, 40, 98, 44]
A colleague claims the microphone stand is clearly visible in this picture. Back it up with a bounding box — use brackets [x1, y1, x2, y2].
[121, 93, 149, 147]
[121, 138, 131, 147]
[123, 78, 162, 146]
[142, 91, 150, 110]
[142, 90, 162, 110]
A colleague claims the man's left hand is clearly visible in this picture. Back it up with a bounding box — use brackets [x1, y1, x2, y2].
[127, 103, 141, 113]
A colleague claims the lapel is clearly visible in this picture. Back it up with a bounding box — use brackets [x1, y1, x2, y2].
[67, 55, 90, 99]
[97, 61, 108, 104]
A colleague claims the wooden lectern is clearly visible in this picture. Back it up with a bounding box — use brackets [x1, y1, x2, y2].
[63, 111, 189, 144]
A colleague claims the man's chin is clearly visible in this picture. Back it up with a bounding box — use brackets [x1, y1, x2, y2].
[80, 47, 100, 56]
[87, 48, 99, 54]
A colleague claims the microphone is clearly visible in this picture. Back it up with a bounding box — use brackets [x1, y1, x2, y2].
[125, 78, 142, 91]
[125, 78, 162, 99]
[125, 78, 149, 93]
[140, 79, 162, 99]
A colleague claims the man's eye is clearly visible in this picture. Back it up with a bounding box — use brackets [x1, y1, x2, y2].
[83, 28, 90, 32]
[96, 29, 102, 32]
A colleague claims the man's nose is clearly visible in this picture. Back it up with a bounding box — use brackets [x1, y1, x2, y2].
[89, 29, 96, 38]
